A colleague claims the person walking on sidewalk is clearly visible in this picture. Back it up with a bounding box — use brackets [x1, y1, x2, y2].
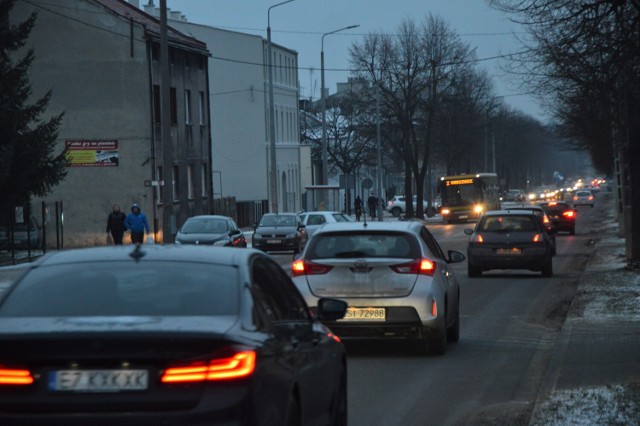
[354, 196, 363, 221]
[367, 193, 378, 220]
[125, 204, 150, 244]
[106, 204, 126, 245]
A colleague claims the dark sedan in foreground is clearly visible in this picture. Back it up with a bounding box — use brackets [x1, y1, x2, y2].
[465, 210, 555, 277]
[0, 245, 347, 425]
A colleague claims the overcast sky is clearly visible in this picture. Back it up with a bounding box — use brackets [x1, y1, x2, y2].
[166, 0, 544, 121]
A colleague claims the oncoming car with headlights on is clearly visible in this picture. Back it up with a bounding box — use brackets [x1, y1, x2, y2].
[0, 245, 348, 425]
[291, 221, 466, 355]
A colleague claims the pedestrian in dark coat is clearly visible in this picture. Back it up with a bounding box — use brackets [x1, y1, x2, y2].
[367, 194, 378, 219]
[125, 204, 150, 244]
[106, 204, 126, 245]
[354, 196, 363, 221]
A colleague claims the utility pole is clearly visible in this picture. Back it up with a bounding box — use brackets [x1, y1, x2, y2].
[160, 0, 173, 243]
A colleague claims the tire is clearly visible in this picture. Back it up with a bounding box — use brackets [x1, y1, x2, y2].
[285, 395, 301, 426]
[331, 369, 348, 426]
[425, 323, 447, 355]
[468, 264, 482, 278]
[390, 207, 402, 217]
[541, 258, 553, 277]
[447, 297, 460, 343]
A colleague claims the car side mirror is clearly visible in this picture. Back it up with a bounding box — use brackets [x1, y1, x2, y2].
[229, 229, 241, 236]
[448, 250, 466, 263]
[463, 229, 474, 236]
[316, 298, 348, 321]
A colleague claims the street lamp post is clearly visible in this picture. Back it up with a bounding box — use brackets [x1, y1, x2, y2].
[321, 25, 359, 203]
[267, 0, 295, 214]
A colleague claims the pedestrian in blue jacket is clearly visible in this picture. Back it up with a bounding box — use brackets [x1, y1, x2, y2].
[125, 204, 150, 244]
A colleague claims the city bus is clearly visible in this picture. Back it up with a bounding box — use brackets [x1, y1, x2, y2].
[438, 173, 500, 223]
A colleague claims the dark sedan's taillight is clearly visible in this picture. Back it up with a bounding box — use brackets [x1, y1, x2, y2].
[292, 260, 333, 277]
[562, 210, 575, 218]
[0, 366, 34, 385]
[161, 350, 256, 383]
[390, 259, 436, 276]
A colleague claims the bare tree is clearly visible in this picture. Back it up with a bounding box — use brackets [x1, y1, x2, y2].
[489, 0, 640, 262]
[351, 15, 476, 218]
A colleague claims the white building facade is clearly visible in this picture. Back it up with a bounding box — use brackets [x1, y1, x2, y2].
[161, 14, 311, 219]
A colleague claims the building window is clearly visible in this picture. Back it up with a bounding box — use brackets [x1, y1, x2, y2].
[170, 87, 177, 125]
[187, 165, 194, 199]
[185, 54, 190, 68]
[201, 163, 208, 197]
[184, 90, 191, 125]
[172, 165, 180, 201]
[199, 91, 205, 125]
[151, 44, 159, 61]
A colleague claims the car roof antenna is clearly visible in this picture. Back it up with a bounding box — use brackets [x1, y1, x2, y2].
[129, 244, 146, 262]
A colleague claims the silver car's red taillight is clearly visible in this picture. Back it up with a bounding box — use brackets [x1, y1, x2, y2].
[390, 259, 436, 276]
[291, 260, 333, 277]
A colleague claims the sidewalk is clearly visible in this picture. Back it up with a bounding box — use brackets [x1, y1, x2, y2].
[529, 192, 640, 425]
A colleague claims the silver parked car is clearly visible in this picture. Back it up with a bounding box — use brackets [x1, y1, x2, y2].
[298, 211, 352, 238]
[291, 221, 465, 355]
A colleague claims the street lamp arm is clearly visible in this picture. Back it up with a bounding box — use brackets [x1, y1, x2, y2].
[321, 25, 360, 51]
[268, 0, 295, 27]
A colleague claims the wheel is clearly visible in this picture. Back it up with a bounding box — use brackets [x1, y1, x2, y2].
[331, 369, 348, 426]
[541, 258, 553, 277]
[468, 264, 482, 278]
[424, 323, 447, 355]
[285, 395, 301, 426]
[390, 207, 402, 217]
[446, 297, 460, 343]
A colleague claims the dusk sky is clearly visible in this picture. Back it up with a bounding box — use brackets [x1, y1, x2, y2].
[166, 0, 544, 121]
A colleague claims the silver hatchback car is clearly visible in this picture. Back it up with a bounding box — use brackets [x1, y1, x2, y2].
[291, 221, 465, 355]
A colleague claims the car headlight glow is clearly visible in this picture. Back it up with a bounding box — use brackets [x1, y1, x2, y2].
[441, 208, 450, 215]
[473, 205, 484, 214]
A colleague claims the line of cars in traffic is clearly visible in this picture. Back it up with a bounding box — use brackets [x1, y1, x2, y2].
[0, 192, 594, 423]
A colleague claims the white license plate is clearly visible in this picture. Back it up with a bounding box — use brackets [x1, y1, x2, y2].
[266, 239, 281, 244]
[458, 215, 468, 219]
[496, 248, 522, 255]
[49, 369, 148, 392]
[340, 307, 386, 322]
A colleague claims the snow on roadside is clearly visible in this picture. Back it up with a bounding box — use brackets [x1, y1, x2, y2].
[532, 215, 640, 425]
[530, 384, 640, 426]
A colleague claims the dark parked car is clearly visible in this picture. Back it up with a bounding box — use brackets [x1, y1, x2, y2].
[292, 221, 465, 355]
[175, 215, 246, 247]
[464, 210, 555, 277]
[0, 216, 41, 250]
[0, 245, 347, 425]
[539, 201, 577, 235]
[252, 213, 307, 253]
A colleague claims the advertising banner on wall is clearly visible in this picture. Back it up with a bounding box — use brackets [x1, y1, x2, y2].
[65, 140, 119, 167]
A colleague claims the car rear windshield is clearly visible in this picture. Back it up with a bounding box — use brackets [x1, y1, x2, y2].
[260, 215, 297, 227]
[0, 262, 239, 317]
[181, 218, 228, 234]
[305, 231, 420, 259]
[478, 215, 539, 232]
